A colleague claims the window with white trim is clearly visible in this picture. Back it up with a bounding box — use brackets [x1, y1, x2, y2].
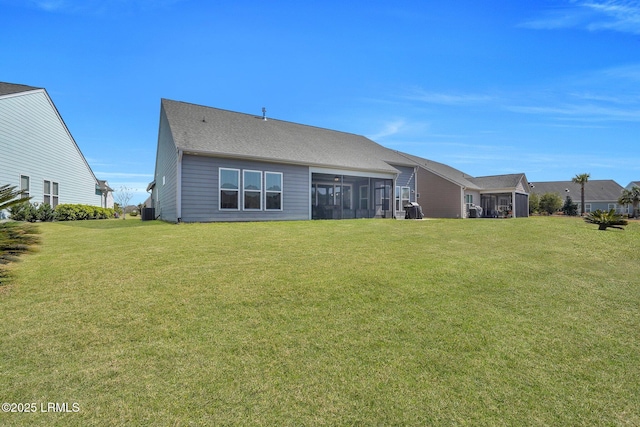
[20, 175, 30, 198]
[401, 187, 410, 209]
[52, 182, 59, 208]
[243, 170, 262, 210]
[44, 180, 51, 205]
[265, 172, 282, 210]
[219, 168, 240, 210]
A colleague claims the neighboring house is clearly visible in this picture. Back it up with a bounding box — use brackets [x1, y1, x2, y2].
[97, 180, 115, 209]
[529, 180, 624, 214]
[149, 99, 419, 222]
[0, 82, 110, 213]
[625, 181, 640, 191]
[394, 153, 530, 218]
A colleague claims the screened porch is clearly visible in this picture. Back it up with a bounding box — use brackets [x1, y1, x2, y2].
[311, 173, 394, 219]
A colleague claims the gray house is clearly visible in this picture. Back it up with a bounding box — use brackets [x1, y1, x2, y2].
[529, 180, 624, 214]
[394, 153, 530, 218]
[149, 99, 419, 222]
[0, 82, 111, 213]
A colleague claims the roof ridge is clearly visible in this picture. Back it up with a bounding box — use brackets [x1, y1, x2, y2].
[161, 98, 369, 139]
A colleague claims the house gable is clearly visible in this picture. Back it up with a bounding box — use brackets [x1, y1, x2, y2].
[0, 82, 103, 207]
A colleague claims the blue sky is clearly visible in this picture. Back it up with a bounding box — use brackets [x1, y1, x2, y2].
[2, 0, 639, 203]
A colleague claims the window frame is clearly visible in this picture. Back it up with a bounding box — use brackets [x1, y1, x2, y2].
[219, 168, 240, 211]
[265, 171, 283, 211]
[243, 169, 263, 211]
[44, 180, 51, 205]
[20, 175, 30, 198]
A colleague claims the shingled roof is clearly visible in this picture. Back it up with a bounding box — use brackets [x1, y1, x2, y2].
[0, 82, 41, 97]
[469, 174, 528, 190]
[161, 99, 404, 174]
[529, 180, 623, 201]
[391, 151, 481, 189]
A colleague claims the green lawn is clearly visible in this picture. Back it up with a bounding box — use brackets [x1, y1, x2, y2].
[1, 217, 639, 426]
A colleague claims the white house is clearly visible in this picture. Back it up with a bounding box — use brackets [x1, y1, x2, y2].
[0, 82, 112, 215]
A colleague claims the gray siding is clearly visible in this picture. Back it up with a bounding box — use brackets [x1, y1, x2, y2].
[0, 90, 102, 206]
[416, 168, 463, 218]
[154, 106, 178, 222]
[181, 155, 310, 222]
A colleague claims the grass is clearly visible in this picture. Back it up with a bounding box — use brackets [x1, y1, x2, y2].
[1, 217, 639, 426]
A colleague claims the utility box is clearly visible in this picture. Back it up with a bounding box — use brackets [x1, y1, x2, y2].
[141, 207, 155, 221]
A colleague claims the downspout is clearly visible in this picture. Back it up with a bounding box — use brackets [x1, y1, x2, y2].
[176, 149, 183, 222]
[461, 186, 466, 218]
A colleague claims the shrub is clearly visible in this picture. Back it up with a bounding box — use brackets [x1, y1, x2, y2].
[54, 204, 115, 221]
[561, 196, 579, 216]
[36, 203, 56, 222]
[8, 201, 37, 222]
[539, 192, 563, 215]
[0, 221, 40, 284]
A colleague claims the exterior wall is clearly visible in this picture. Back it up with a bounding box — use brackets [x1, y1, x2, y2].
[0, 90, 102, 207]
[181, 155, 310, 222]
[416, 168, 463, 218]
[153, 106, 178, 222]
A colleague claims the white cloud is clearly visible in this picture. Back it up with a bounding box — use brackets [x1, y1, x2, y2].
[404, 89, 493, 106]
[519, 0, 640, 34]
[366, 120, 406, 140]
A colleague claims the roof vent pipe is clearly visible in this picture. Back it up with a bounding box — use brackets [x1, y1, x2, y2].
[262, 107, 267, 121]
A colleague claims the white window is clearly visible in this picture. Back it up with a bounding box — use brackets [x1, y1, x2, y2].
[395, 186, 401, 211]
[20, 175, 30, 198]
[401, 187, 410, 209]
[265, 172, 282, 210]
[44, 180, 51, 205]
[219, 168, 240, 210]
[585, 204, 592, 213]
[52, 182, 59, 208]
[43, 180, 59, 207]
[243, 170, 262, 210]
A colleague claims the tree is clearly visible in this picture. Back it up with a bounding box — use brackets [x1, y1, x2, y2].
[539, 192, 563, 215]
[572, 173, 590, 216]
[0, 184, 30, 212]
[114, 186, 133, 219]
[618, 186, 640, 218]
[529, 192, 540, 215]
[561, 196, 578, 216]
[584, 209, 628, 231]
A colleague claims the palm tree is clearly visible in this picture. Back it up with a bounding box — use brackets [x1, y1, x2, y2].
[0, 184, 30, 212]
[572, 173, 590, 216]
[619, 186, 640, 218]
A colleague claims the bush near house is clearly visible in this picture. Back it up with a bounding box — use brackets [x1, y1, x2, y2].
[8, 203, 115, 222]
[54, 204, 115, 221]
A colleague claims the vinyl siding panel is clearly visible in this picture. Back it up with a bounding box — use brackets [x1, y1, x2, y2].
[0, 90, 101, 206]
[154, 106, 178, 222]
[416, 168, 463, 218]
[181, 155, 310, 222]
